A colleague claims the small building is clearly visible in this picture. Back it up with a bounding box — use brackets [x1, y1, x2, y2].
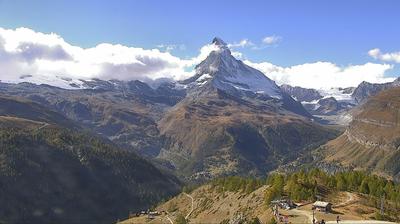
[312, 201, 332, 213]
[148, 211, 160, 216]
[271, 198, 296, 210]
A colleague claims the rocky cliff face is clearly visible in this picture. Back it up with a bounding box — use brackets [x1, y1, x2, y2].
[280, 84, 323, 102]
[312, 97, 355, 116]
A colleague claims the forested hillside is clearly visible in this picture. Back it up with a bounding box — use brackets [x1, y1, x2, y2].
[0, 117, 181, 224]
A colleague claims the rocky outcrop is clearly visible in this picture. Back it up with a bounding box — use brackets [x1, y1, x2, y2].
[352, 77, 400, 104]
[280, 84, 323, 102]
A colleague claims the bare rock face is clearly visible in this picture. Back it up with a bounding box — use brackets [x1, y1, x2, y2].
[313, 97, 355, 115]
[351, 77, 400, 104]
[280, 84, 323, 102]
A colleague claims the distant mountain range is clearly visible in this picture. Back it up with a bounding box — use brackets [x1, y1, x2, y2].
[280, 78, 400, 125]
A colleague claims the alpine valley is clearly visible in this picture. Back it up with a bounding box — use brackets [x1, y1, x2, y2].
[1, 38, 400, 223]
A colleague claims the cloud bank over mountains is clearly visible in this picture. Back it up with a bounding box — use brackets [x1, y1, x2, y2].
[245, 61, 393, 89]
[0, 27, 396, 89]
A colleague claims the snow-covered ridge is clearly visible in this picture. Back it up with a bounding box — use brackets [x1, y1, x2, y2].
[318, 88, 355, 103]
[1, 74, 86, 89]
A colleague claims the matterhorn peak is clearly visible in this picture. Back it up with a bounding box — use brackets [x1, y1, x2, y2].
[211, 37, 230, 54]
[212, 37, 227, 47]
[184, 37, 282, 99]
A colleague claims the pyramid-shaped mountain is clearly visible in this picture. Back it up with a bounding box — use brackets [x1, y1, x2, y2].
[183, 37, 282, 99]
[180, 37, 310, 117]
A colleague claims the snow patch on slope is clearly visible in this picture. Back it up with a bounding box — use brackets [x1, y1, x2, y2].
[318, 88, 354, 102]
[1, 74, 85, 89]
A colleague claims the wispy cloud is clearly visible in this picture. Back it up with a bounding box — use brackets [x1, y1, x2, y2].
[227, 36, 282, 52]
[262, 35, 282, 45]
[156, 44, 186, 52]
[368, 48, 400, 63]
[227, 39, 254, 48]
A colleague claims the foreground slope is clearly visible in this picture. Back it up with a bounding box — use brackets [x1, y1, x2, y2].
[121, 170, 400, 224]
[121, 183, 273, 224]
[319, 87, 400, 181]
[0, 97, 181, 224]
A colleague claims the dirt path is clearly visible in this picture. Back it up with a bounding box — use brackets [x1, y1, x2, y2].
[165, 211, 174, 224]
[335, 192, 356, 208]
[290, 208, 316, 223]
[183, 193, 194, 220]
[36, 123, 49, 131]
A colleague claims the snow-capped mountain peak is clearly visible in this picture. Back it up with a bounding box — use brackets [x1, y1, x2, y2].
[187, 37, 282, 99]
[212, 37, 228, 47]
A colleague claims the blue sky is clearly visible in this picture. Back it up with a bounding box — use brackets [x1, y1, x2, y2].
[0, 0, 399, 88]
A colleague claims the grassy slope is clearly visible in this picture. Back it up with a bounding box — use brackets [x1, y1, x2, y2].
[121, 184, 273, 224]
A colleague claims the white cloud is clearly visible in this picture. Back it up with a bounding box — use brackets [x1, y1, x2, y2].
[228, 39, 254, 48]
[245, 60, 394, 89]
[156, 44, 186, 52]
[231, 51, 243, 59]
[368, 48, 400, 63]
[262, 35, 281, 45]
[0, 27, 395, 90]
[0, 27, 198, 84]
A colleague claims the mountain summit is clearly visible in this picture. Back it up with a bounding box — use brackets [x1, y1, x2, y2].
[183, 38, 282, 99]
[212, 37, 228, 47]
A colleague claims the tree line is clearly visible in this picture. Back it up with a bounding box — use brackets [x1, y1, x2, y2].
[207, 169, 400, 209]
